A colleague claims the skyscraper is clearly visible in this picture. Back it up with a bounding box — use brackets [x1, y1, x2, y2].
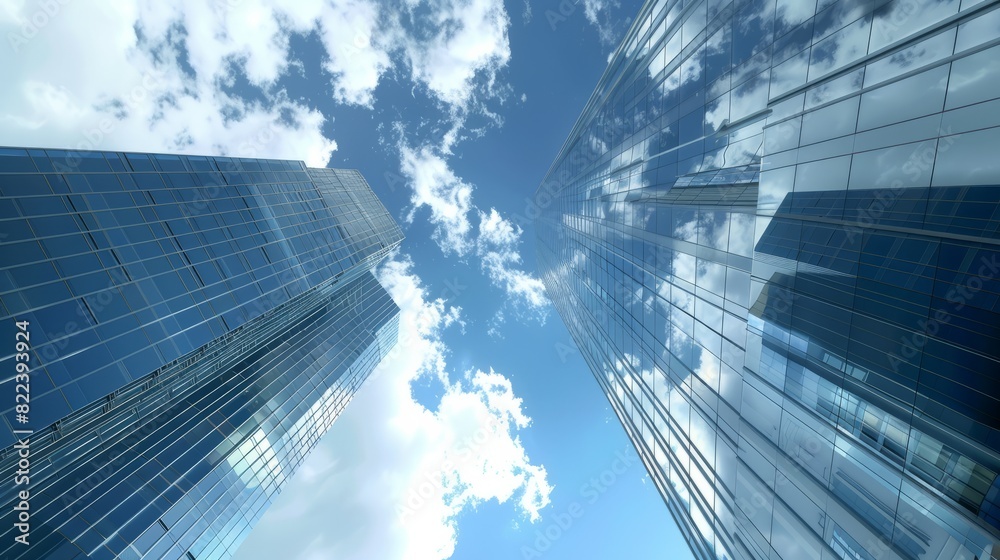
[0, 148, 402, 559]
[535, 1, 1000, 559]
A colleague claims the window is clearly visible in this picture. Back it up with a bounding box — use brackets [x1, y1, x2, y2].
[1, 173, 49, 197]
[0, 148, 37, 172]
[88, 174, 122, 192]
[3, 240, 45, 267]
[9, 261, 60, 287]
[153, 154, 186, 172]
[858, 65, 949, 131]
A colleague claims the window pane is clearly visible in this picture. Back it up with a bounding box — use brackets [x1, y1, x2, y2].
[850, 140, 936, 190]
[1, 174, 50, 196]
[858, 65, 948, 131]
[946, 44, 1000, 110]
[0, 148, 36, 172]
[932, 127, 1000, 186]
[800, 96, 859, 145]
[794, 155, 851, 192]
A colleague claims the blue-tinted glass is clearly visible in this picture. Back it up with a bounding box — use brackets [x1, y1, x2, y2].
[1, 173, 50, 196]
[106, 153, 127, 173]
[75, 152, 112, 172]
[533, 2, 1000, 558]
[9, 261, 60, 287]
[0, 148, 37, 172]
[152, 154, 186, 172]
[30, 153, 55, 173]
[2, 149, 402, 560]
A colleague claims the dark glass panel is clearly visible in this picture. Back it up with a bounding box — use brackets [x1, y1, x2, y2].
[0, 173, 50, 196]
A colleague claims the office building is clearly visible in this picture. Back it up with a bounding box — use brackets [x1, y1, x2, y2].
[0, 148, 402, 559]
[535, 0, 1000, 558]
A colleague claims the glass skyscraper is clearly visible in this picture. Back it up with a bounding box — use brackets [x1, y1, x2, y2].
[535, 0, 1000, 559]
[0, 148, 402, 559]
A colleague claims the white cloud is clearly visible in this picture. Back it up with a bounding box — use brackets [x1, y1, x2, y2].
[0, 0, 514, 161]
[476, 208, 550, 315]
[386, 0, 515, 254]
[394, 143, 548, 318]
[478, 206, 521, 247]
[0, 0, 339, 164]
[356, 0, 544, 314]
[582, 0, 623, 46]
[775, 0, 815, 29]
[400, 0, 511, 111]
[3, 1, 550, 558]
[234, 256, 551, 560]
[316, 0, 393, 106]
[487, 309, 506, 339]
[399, 143, 476, 256]
[1, 0, 545, 333]
[394, 144, 549, 313]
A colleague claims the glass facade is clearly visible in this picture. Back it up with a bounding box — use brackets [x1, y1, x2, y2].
[535, 1, 1000, 559]
[0, 149, 402, 559]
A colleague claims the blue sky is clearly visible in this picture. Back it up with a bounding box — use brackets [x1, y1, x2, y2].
[0, 1, 694, 558]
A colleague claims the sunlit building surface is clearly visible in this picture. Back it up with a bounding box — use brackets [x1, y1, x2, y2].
[0, 149, 402, 559]
[535, 0, 1000, 558]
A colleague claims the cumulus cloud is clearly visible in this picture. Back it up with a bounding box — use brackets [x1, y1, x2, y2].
[393, 143, 550, 310]
[235, 256, 552, 560]
[476, 209, 549, 315]
[317, 0, 394, 106]
[0, 0, 340, 165]
[0, 0, 546, 331]
[400, 0, 511, 111]
[374, 0, 546, 317]
[0, 0, 513, 160]
[384, 0, 547, 314]
[396, 147, 549, 314]
[3, 1, 552, 558]
[399, 143, 476, 256]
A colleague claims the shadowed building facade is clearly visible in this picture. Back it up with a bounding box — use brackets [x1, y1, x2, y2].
[535, 0, 1000, 559]
[0, 149, 402, 559]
